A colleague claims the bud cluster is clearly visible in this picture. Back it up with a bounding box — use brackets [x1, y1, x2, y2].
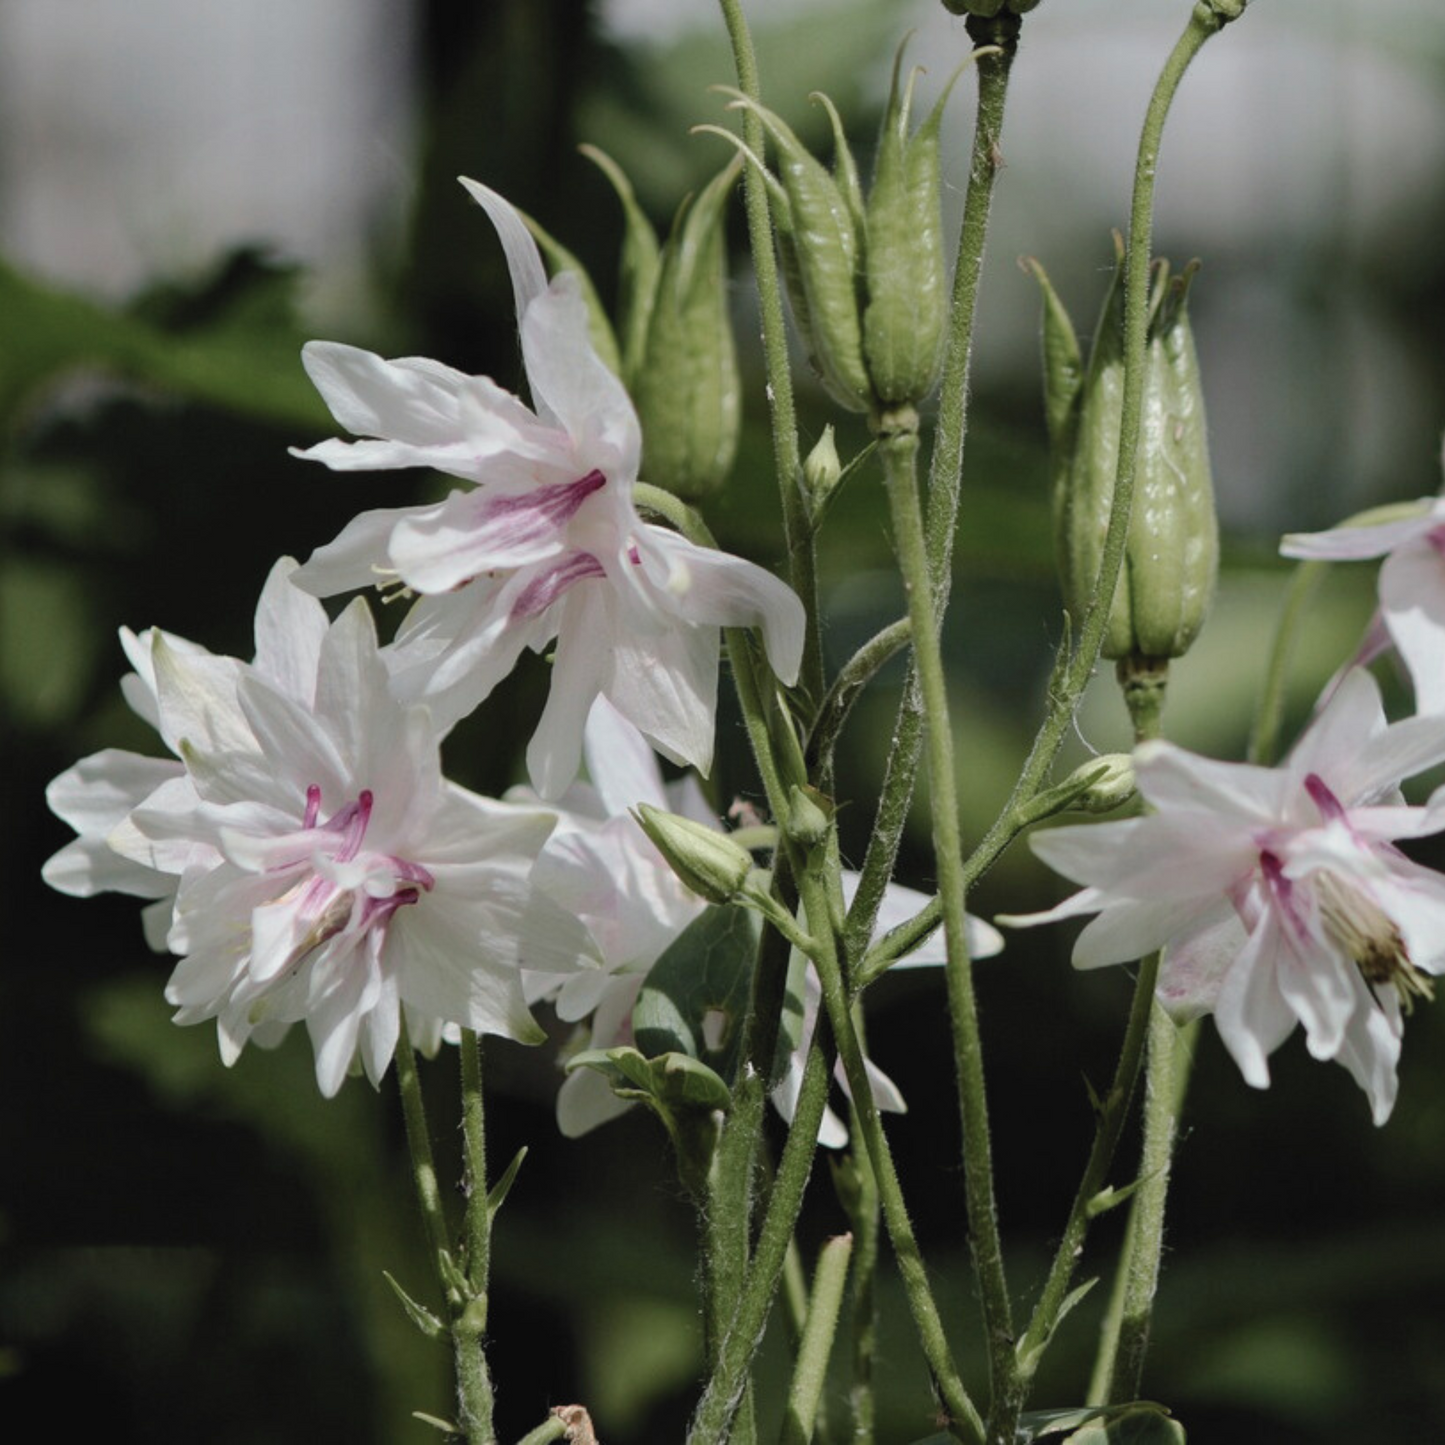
[710, 42, 976, 418]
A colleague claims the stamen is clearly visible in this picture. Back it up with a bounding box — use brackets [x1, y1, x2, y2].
[1314, 869, 1434, 1013]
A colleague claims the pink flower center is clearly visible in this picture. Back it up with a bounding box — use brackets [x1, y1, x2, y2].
[285, 785, 435, 960]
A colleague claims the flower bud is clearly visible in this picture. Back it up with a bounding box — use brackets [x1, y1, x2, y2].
[785, 784, 833, 848]
[631, 160, 744, 500]
[635, 804, 753, 904]
[803, 425, 843, 511]
[1032, 238, 1218, 662]
[1063, 753, 1136, 813]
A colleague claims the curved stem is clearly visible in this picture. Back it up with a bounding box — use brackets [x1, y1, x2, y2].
[716, 0, 823, 705]
[844, 18, 1018, 968]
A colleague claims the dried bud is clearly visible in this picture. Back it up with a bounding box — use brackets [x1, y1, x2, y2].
[1031, 238, 1218, 662]
[634, 804, 753, 904]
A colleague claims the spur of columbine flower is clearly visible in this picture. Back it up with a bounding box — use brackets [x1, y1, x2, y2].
[289, 178, 805, 800]
[521, 698, 1005, 1141]
[51, 565, 588, 1096]
[1281, 477, 1445, 715]
[1006, 668, 1445, 1123]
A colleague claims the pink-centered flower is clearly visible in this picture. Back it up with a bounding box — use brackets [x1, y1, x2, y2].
[1282, 489, 1445, 714]
[290, 178, 805, 800]
[522, 698, 1004, 1143]
[1008, 669, 1445, 1123]
[48, 563, 588, 1096]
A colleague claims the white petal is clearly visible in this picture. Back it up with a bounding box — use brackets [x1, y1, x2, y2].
[299, 340, 473, 446]
[583, 696, 671, 815]
[1380, 543, 1445, 716]
[1284, 667, 1387, 789]
[458, 179, 550, 337]
[1213, 914, 1297, 1089]
[252, 558, 327, 702]
[645, 530, 806, 686]
[1134, 740, 1290, 825]
[1155, 906, 1245, 1021]
[292, 505, 433, 597]
[519, 273, 640, 473]
[1332, 979, 1402, 1125]
[151, 633, 252, 756]
[527, 591, 611, 800]
[1280, 503, 1440, 561]
[607, 619, 718, 779]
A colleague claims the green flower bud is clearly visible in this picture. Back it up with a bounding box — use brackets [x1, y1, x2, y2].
[634, 804, 753, 904]
[1063, 753, 1136, 813]
[1032, 238, 1218, 662]
[803, 425, 843, 510]
[631, 160, 743, 500]
[785, 784, 833, 848]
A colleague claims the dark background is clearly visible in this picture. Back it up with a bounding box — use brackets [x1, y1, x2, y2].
[7, 1, 1445, 1440]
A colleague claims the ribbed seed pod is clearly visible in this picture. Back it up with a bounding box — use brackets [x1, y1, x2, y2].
[1033, 239, 1218, 662]
[632, 160, 743, 500]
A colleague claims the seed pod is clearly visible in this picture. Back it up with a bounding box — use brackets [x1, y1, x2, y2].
[1043, 238, 1217, 661]
[720, 89, 873, 413]
[632, 160, 743, 500]
[863, 46, 966, 406]
[581, 145, 662, 384]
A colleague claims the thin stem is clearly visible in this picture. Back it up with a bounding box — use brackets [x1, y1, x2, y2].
[780, 1234, 855, 1445]
[805, 617, 911, 780]
[515, 1418, 568, 1445]
[878, 426, 1016, 1430]
[456, 1031, 498, 1442]
[688, 1036, 835, 1445]
[799, 863, 985, 1445]
[395, 1026, 457, 1308]
[844, 1041, 882, 1445]
[1013, 953, 1160, 1385]
[844, 18, 1018, 967]
[1099, 1010, 1192, 1403]
[716, 0, 823, 704]
[1250, 559, 1325, 765]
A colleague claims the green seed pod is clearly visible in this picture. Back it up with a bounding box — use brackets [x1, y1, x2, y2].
[580, 145, 662, 384]
[863, 45, 964, 406]
[720, 89, 873, 413]
[1042, 238, 1218, 662]
[631, 160, 743, 500]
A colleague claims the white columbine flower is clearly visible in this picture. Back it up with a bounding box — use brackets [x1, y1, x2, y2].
[290, 178, 805, 800]
[1008, 669, 1445, 1123]
[523, 698, 1005, 1143]
[49, 564, 588, 1096]
[1281, 484, 1445, 714]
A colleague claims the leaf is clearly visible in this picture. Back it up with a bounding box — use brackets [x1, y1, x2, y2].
[486, 1146, 528, 1218]
[1016, 1402, 1186, 1444]
[382, 1271, 446, 1342]
[633, 903, 758, 1080]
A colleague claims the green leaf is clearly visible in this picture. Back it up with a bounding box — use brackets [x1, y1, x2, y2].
[633, 903, 758, 1080]
[1015, 1402, 1185, 1444]
[381, 1271, 446, 1342]
[486, 1146, 528, 1218]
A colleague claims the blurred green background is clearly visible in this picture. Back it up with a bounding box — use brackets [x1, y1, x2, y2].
[7, 1, 1445, 1440]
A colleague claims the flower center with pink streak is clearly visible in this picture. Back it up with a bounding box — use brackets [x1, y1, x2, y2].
[284, 785, 435, 963]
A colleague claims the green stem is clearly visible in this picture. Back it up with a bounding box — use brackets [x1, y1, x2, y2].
[799, 862, 985, 1445]
[780, 1234, 855, 1445]
[514, 1418, 568, 1445]
[456, 1031, 498, 1442]
[688, 1029, 835, 1445]
[844, 18, 1018, 969]
[1098, 1010, 1192, 1404]
[878, 425, 1016, 1431]
[844, 1043, 882, 1445]
[716, 0, 823, 704]
[394, 1024, 494, 1444]
[805, 617, 911, 781]
[1013, 953, 1160, 1385]
[1249, 559, 1325, 765]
